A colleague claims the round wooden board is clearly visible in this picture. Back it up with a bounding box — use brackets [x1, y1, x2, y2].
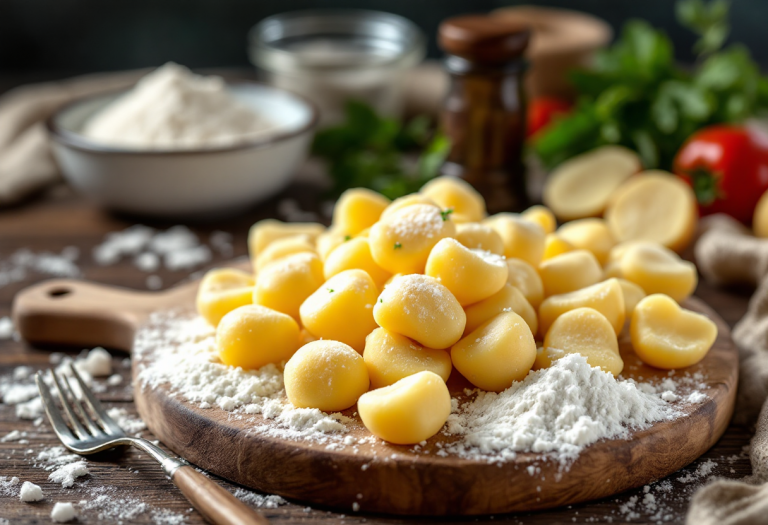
[12, 278, 738, 516]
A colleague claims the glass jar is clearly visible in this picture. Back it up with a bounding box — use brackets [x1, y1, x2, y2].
[439, 15, 531, 213]
[250, 10, 425, 127]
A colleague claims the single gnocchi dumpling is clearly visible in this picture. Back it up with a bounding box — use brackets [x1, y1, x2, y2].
[363, 328, 452, 389]
[538, 307, 623, 376]
[543, 233, 576, 260]
[196, 268, 254, 327]
[538, 278, 626, 336]
[454, 223, 505, 255]
[425, 238, 508, 306]
[332, 188, 390, 236]
[484, 213, 546, 266]
[616, 278, 646, 319]
[618, 243, 697, 302]
[323, 237, 391, 288]
[380, 193, 439, 221]
[631, 294, 717, 369]
[451, 311, 537, 392]
[556, 218, 615, 266]
[254, 235, 315, 272]
[217, 304, 299, 370]
[506, 258, 545, 309]
[300, 269, 379, 352]
[463, 283, 538, 336]
[248, 219, 324, 259]
[538, 250, 603, 297]
[521, 205, 557, 234]
[420, 176, 486, 223]
[358, 371, 451, 445]
[374, 274, 466, 349]
[284, 340, 369, 412]
[253, 252, 325, 320]
[369, 204, 456, 275]
[316, 228, 349, 261]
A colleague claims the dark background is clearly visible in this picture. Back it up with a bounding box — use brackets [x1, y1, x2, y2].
[1, 0, 767, 77]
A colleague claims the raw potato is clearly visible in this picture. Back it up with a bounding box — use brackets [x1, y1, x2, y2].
[420, 176, 486, 223]
[755, 190, 768, 238]
[374, 274, 466, 349]
[333, 188, 390, 236]
[217, 304, 299, 370]
[363, 328, 452, 388]
[368, 204, 456, 274]
[506, 258, 545, 309]
[284, 340, 369, 412]
[463, 283, 538, 336]
[425, 238, 508, 306]
[248, 219, 325, 258]
[538, 278, 626, 336]
[557, 218, 615, 266]
[196, 268, 254, 327]
[543, 233, 575, 260]
[521, 205, 557, 234]
[454, 223, 505, 254]
[543, 145, 641, 221]
[538, 250, 603, 297]
[484, 213, 546, 266]
[631, 294, 717, 369]
[255, 235, 315, 272]
[380, 194, 439, 220]
[616, 278, 646, 319]
[253, 252, 325, 320]
[451, 311, 537, 392]
[358, 371, 451, 445]
[299, 269, 379, 352]
[324, 237, 391, 288]
[619, 244, 697, 302]
[605, 171, 698, 252]
[538, 307, 623, 376]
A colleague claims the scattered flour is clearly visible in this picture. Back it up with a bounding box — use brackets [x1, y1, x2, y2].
[48, 460, 89, 488]
[2, 430, 27, 442]
[233, 487, 287, 508]
[19, 480, 43, 502]
[79, 485, 187, 524]
[0, 476, 20, 497]
[76, 347, 113, 377]
[278, 199, 320, 223]
[0, 248, 80, 288]
[106, 407, 147, 434]
[0, 316, 13, 339]
[51, 502, 77, 523]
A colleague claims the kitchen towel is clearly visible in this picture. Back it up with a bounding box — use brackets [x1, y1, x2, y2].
[0, 70, 145, 205]
[688, 215, 768, 524]
[0, 64, 446, 207]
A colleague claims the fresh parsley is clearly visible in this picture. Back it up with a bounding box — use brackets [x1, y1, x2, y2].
[533, 0, 768, 171]
[440, 209, 454, 221]
[312, 101, 451, 199]
[394, 242, 403, 250]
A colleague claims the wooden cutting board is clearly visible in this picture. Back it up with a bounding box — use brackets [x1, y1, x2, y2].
[12, 275, 738, 516]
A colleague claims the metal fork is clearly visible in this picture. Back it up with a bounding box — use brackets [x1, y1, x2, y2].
[36, 365, 269, 525]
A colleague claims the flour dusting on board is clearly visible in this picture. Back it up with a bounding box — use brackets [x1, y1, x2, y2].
[136, 310, 709, 463]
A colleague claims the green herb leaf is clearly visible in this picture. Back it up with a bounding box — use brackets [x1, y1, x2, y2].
[440, 209, 454, 221]
[394, 242, 402, 250]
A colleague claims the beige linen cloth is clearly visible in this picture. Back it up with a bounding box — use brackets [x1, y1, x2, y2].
[688, 214, 768, 524]
[0, 64, 446, 206]
[0, 70, 148, 205]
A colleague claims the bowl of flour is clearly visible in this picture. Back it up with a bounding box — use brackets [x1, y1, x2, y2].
[47, 63, 318, 218]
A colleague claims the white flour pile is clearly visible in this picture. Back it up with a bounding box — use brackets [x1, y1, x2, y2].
[444, 353, 680, 463]
[83, 62, 276, 150]
[137, 311, 708, 463]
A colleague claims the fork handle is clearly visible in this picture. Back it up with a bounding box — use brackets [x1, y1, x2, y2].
[171, 465, 270, 525]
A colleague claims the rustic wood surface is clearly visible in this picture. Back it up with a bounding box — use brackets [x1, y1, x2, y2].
[0, 185, 755, 524]
[10, 264, 739, 516]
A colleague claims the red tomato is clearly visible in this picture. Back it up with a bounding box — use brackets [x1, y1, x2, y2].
[527, 97, 572, 138]
[673, 125, 768, 224]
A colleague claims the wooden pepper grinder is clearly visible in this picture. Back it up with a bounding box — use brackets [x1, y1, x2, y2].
[438, 15, 531, 213]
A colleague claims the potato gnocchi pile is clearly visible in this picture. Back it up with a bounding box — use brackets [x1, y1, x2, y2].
[196, 157, 718, 445]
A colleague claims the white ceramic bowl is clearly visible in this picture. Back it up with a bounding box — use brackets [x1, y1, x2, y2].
[47, 83, 318, 218]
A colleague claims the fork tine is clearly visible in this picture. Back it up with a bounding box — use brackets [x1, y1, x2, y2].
[35, 372, 76, 443]
[68, 364, 123, 436]
[50, 369, 90, 439]
[62, 374, 104, 436]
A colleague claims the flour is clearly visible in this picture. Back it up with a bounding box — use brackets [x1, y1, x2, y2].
[48, 461, 89, 487]
[83, 62, 276, 150]
[19, 481, 43, 502]
[444, 354, 681, 464]
[106, 407, 147, 435]
[79, 485, 187, 524]
[0, 248, 80, 289]
[233, 487, 287, 508]
[51, 502, 77, 522]
[76, 347, 112, 377]
[0, 317, 13, 339]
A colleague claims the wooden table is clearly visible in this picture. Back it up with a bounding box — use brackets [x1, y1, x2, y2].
[0, 184, 754, 524]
